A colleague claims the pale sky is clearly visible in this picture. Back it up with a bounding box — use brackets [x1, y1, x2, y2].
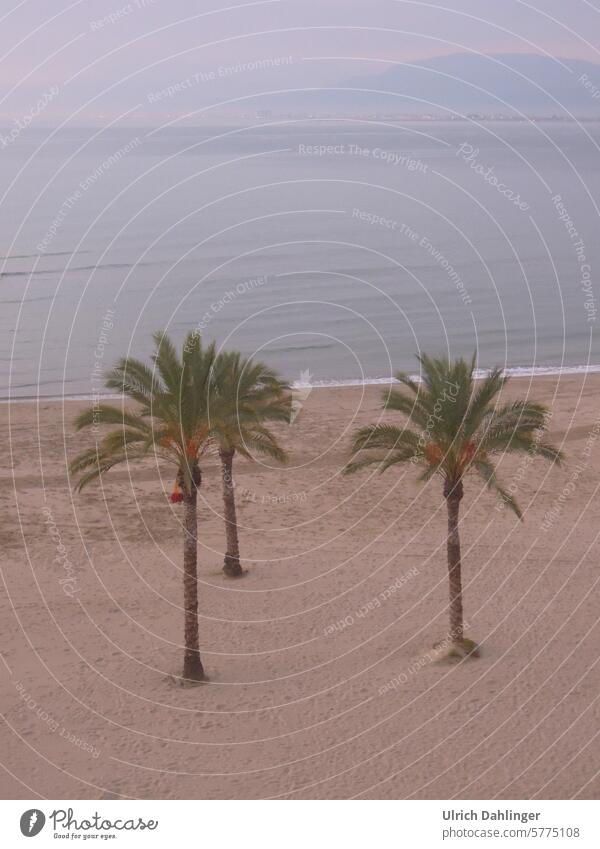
[1, 0, 599, 122]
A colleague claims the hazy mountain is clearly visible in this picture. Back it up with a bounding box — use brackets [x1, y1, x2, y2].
[11, 52, 598, 123]
[340, 53, 600, 116]
[221, 53, 600, 118]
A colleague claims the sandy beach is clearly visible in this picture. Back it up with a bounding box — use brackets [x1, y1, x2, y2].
[1, 372, 599, 800]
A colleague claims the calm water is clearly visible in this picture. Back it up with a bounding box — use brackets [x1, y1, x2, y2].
[1, 121, 599, 398]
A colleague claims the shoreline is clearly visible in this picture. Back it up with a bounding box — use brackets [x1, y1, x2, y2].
[3, 361, 600, 403]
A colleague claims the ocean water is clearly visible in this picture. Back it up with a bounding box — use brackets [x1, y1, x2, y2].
[1, 120, 599, 398]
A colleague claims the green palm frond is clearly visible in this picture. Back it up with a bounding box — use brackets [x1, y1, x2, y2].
[348, 423, 420, 455]
[69, 330, 226, 493]
[237, 428, 289, 463]
[345, 424, 421, 474]
[472, 457, 523, 519]
[209, 349, 290, 465]
[477, 400, 564, 464]
[152, 331, 184, 397]
[73, 404, 150, 433]
[105, 358, 160, 409]
[344, 450, 413, 475]
[384, 385, 430, 429]
[69, 444, 147, 492]
[531, 440, 564, 463]
[456, 367, 500, 441]
[346, 352, 563, 513]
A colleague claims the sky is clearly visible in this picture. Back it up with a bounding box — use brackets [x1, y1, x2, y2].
[1, 0, 599, 122]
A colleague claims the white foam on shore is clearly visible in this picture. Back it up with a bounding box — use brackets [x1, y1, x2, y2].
[3, 363, 600, 403]
[291, 363, 600, 390]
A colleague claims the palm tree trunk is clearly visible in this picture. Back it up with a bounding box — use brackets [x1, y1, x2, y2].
[220, 448, 243, 577]
[444, 477, 464, 643]
[182, 465, 205, 680]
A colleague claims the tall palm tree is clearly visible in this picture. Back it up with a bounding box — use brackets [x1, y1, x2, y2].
[212, 350, 290, 578]
[69, 331, 222, 682]
[345, 353, 563, 658]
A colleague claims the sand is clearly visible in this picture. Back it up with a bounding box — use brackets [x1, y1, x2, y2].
[1, 373, 599, 800]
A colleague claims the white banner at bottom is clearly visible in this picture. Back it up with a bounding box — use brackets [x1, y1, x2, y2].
[0, 800, 597, 848]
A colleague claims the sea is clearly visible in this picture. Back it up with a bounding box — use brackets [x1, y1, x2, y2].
[1, 120, 599, 399]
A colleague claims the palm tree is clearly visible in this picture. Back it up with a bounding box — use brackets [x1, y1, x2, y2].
[212, 350, 290, 578]
[69, 331, 222, 682]
[345, 353, 563, 658]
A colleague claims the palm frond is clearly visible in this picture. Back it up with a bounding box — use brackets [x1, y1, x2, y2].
[105, 357, 161, 409]
[73, 404, 150, 434]
[345, 424, 422, 475]
[70, 331, 224, 492]
[384, 387, 430, 429]
[348, 423, 420, 455]
[345, 452, 403, 475]
[238, 431, 289, 463]
[69, 445, 146, 492]
[209, 349, 290, 464]
[152, 330, 183, 396]
[347, 351, 563, 505]
[461, 365, 506, 439]
[473, 457, 523, 519]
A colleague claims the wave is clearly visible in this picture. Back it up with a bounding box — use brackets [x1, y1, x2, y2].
[0, 260, 165, 280]
[3, 296, 54, 304]
[3, 363, 600, 402]
[0, 250, 91, 261]
[292, 363, 600, 388]
[268, 342, 336, 354]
